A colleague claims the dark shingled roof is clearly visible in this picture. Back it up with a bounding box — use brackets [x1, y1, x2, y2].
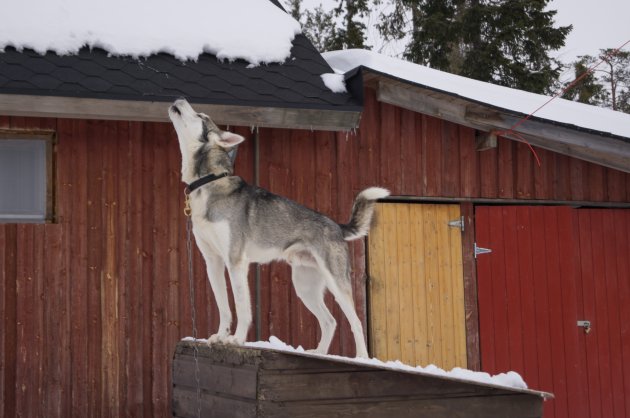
[0, 0, 361, 129]
[0, 29, 361, 130]
[0, 34, 359, 111]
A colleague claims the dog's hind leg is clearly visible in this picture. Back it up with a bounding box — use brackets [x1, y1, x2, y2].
[196, 242, 232, 343]
[321, 252, 369, 358]
[327, 278, 369, 358]
[291, 266, 337, 354]
[226, 261, 252, 345]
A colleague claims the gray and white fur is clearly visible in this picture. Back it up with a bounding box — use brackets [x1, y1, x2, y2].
[169, 99, 389, 358]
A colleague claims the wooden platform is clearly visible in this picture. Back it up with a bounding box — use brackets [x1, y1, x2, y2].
[172, 341, 551, 418]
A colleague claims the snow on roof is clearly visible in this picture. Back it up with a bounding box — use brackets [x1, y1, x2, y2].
[321, 73, 348, 93]
[244, 337, 529, 390]
[0, 0, 301, 65]
[323, 49, 630, 140]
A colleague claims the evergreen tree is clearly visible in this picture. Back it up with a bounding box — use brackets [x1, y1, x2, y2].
[563, 49, 630, 114]
[303, 5, 340, 52]
[618, 89, 630, 114]
[329, 0, 371, 50]
[598, 49, 630, 112]
[561, 57, 607, 106]
[283, 0, 369, 52]
[378, 0, 572, 94]
[377, 0, 462, 69]
[284, 0, 302, 21]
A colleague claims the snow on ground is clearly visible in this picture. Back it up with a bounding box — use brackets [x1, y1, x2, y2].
[323, 49, 630, 140]
[320, 73, 347, 93]
[0, 0, 301, 65]
[182, 335, 529, 391]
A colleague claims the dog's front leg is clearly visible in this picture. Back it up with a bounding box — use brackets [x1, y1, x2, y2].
[225, 261, 252, 345]
[196, 242, 232, 343]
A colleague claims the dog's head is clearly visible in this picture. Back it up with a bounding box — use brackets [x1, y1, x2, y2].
[168, 99, 244, 183]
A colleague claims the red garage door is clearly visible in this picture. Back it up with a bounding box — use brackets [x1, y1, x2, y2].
[475, 206, 630, 418]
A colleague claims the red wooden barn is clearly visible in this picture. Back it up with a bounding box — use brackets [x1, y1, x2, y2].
[1, 3, 630, 418]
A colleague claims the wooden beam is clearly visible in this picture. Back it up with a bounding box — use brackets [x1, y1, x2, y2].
[475, 130, 497, 151]
[377, 80, 469, 124]
[0, 94, 361, 131]
[460, 202, 481, 371]
[376, 79, 630, 173]
[379, 194, 630, 208]
[465, 111, 630, 173]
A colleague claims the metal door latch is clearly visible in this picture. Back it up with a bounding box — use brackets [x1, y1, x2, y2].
[577, 320, 592, 334]
[474, 242, 492, 258]
[448, 216, 464, 231]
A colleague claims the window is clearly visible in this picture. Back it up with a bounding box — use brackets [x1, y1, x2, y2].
[0, 134, 54, 223]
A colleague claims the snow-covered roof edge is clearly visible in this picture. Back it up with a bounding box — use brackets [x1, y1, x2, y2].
[323, 49, 630, 140]
[0, 0, 301, 65]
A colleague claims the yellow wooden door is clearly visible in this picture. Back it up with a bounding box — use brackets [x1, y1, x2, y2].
[368, 203, 466, 369]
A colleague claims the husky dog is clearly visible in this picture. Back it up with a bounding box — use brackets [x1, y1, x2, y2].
[169, 99, 389, 358]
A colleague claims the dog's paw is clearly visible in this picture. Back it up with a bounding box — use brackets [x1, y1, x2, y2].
[207, 333, 229, 345]
[223, 335, 244, 346]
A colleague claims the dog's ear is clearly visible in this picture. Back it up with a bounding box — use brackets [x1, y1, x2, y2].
[217, 131, 245, 148]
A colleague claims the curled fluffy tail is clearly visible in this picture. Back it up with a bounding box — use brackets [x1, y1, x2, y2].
[340, 187, 390, 241]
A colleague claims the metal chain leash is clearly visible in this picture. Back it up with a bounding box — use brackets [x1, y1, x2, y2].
[186, 214, 202, 418]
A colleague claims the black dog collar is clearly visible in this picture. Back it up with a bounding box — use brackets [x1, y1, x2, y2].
[185, 172, 229, 194]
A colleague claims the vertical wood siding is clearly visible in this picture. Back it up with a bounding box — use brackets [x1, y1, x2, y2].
[575, 209, 630, 418]
[476, 206, 630, 418]
[476, 206, 579, 418]
[1, 86, 630, 417]
[353, 89, 630, 202]
[0, 116, 255, 418]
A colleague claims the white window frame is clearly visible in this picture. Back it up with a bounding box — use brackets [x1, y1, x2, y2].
[0, 131, 55, 223]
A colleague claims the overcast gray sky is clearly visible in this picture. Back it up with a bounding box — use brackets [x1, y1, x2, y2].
[550, 0, 629, 63]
